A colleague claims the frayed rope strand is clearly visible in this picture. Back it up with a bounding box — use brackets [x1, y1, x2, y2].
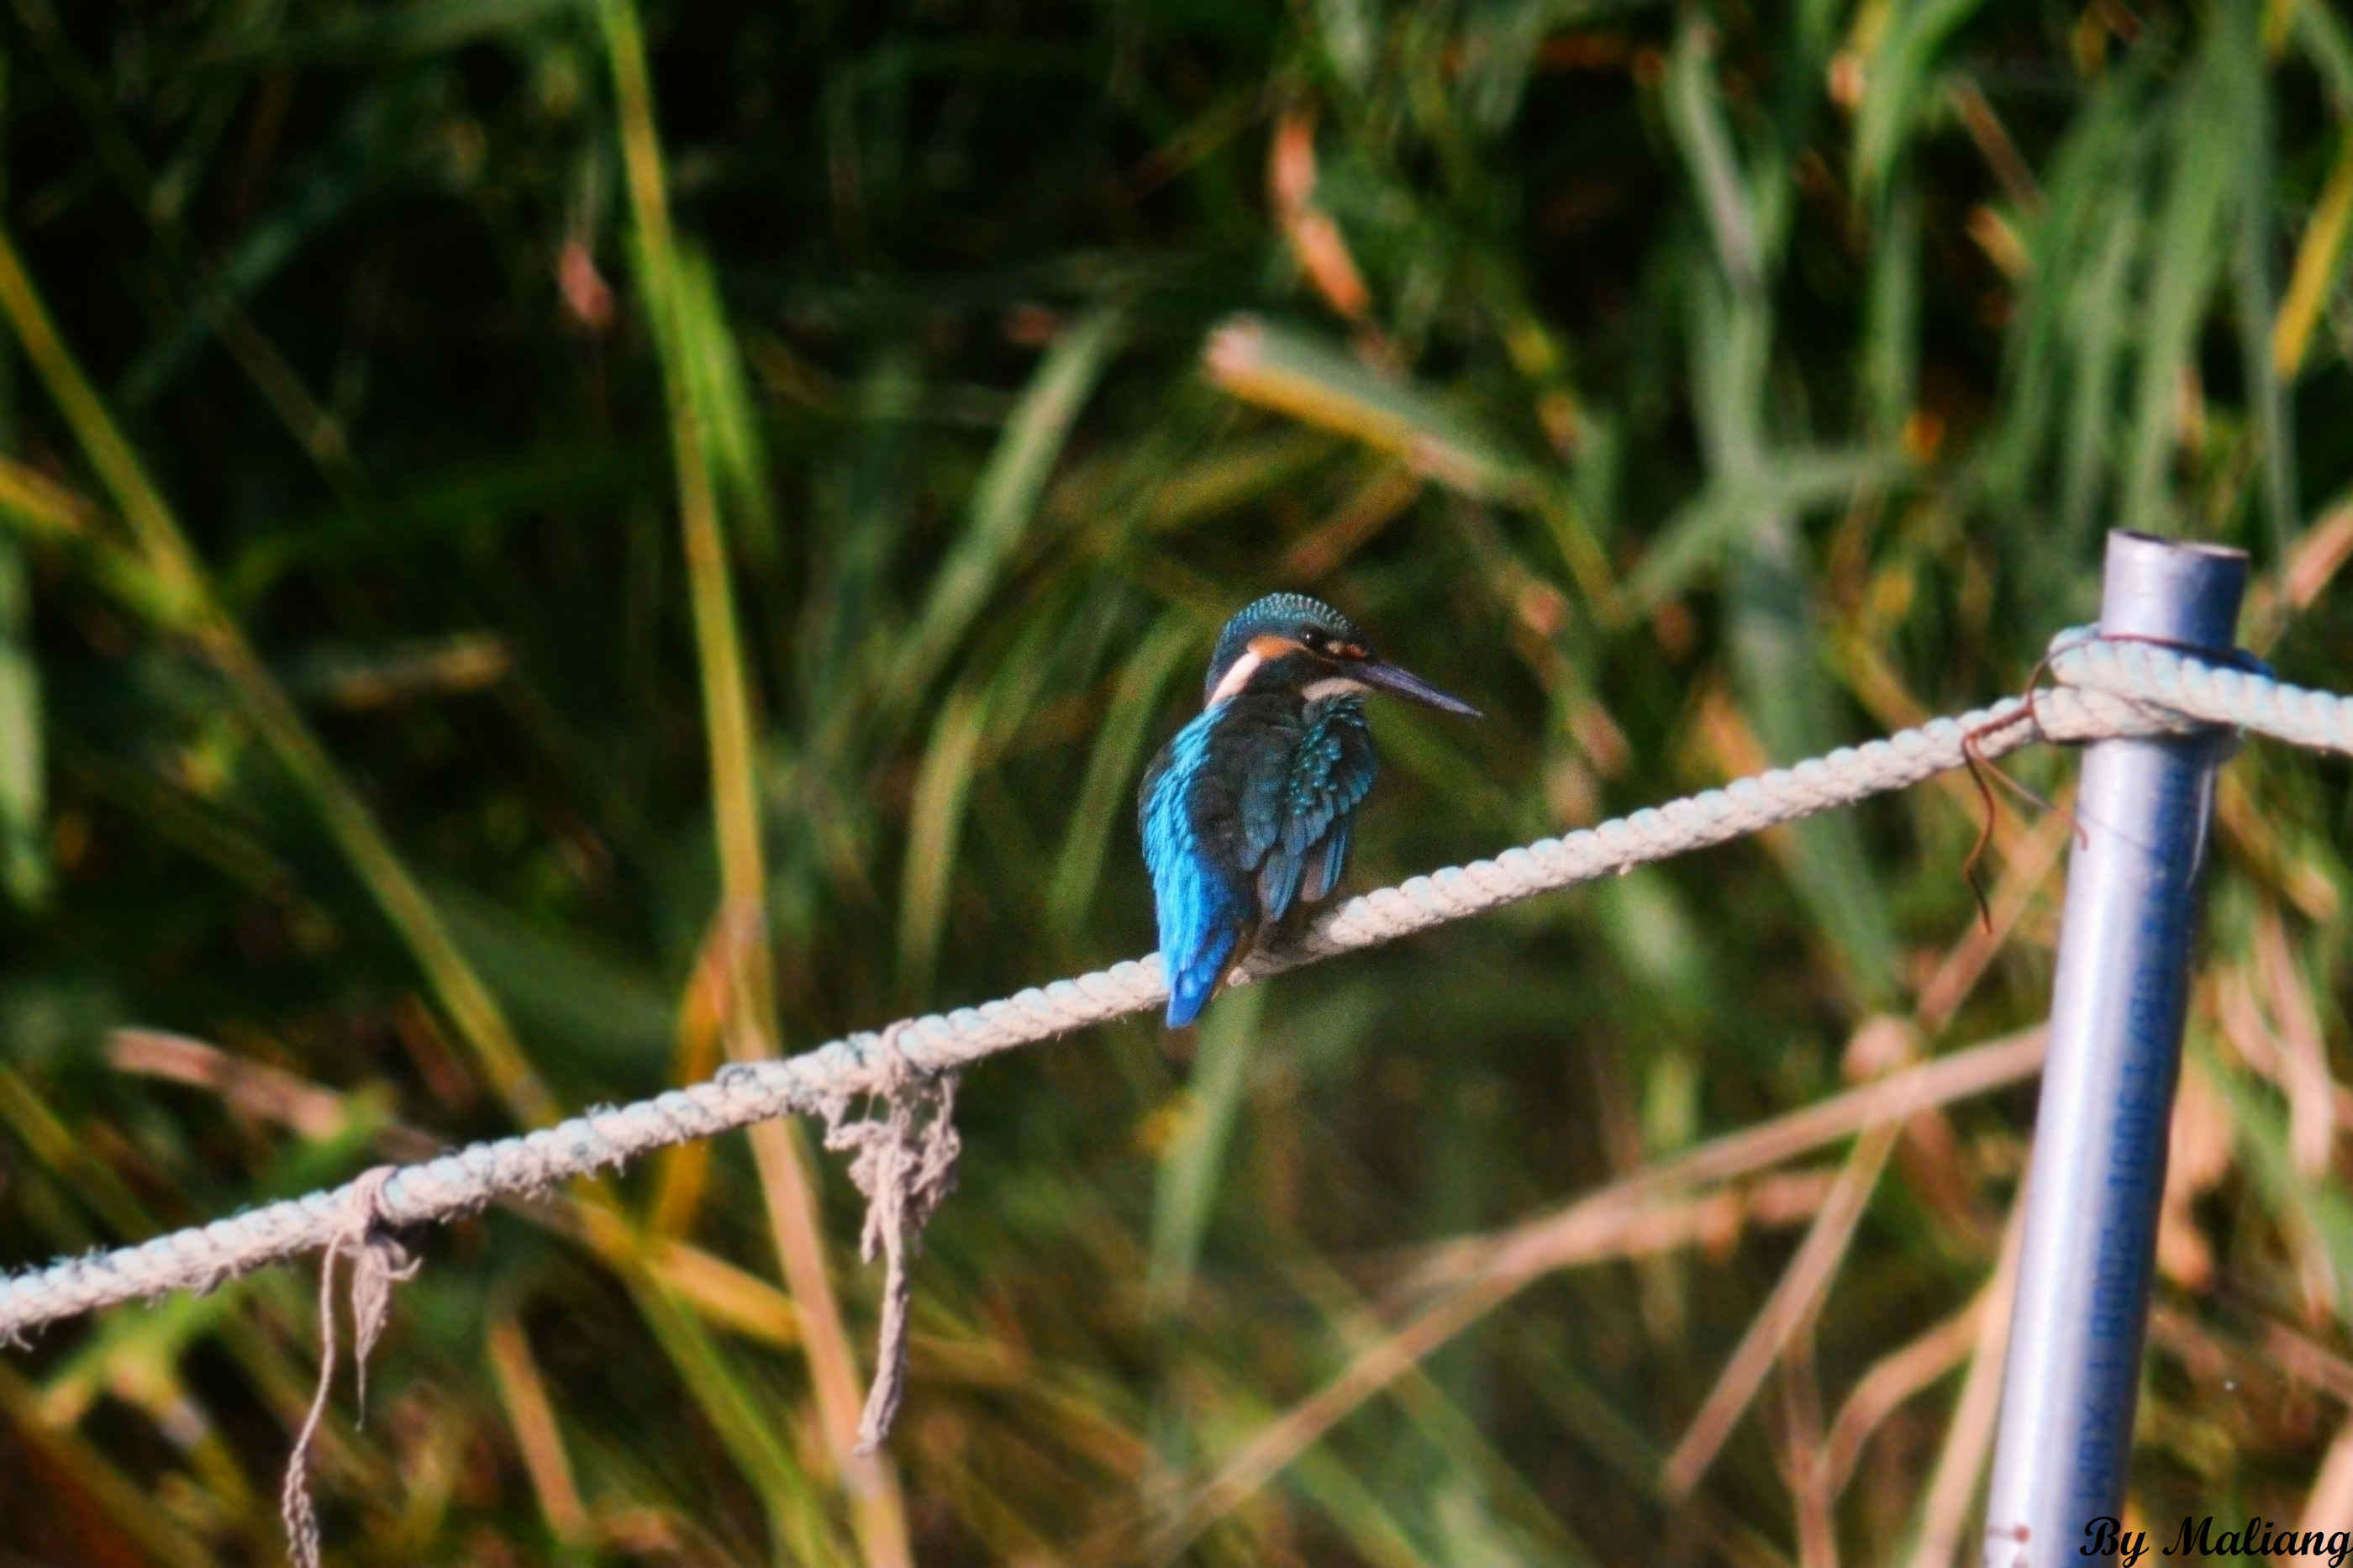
[819, 1021, 964, 1451]
[0, 676, 2260, 1342]
[281, 1168, 417, 1568]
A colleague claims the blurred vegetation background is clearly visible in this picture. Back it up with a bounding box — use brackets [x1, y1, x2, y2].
[1, 0, 2350, 1563]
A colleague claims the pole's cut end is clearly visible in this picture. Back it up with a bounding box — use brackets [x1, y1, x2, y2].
[2099, 530, 2247, 651]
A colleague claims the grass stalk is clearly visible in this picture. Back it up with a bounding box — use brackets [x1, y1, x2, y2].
[0, 220, 553, 1125]
[593, 4, 912, 1560]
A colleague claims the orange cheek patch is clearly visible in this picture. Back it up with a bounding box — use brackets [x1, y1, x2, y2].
[1248, 634, 1305, 660]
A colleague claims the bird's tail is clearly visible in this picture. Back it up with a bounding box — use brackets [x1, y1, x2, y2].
[1163, 928, 1251, 1029]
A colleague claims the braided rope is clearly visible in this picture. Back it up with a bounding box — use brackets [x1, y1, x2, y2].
[3, 645, 2337, 1340]
[2050, 629, 2353, 757]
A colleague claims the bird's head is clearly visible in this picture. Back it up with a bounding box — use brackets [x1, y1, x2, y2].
[1200, 592, 1481, 717]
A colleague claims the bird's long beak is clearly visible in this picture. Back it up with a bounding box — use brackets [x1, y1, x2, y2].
[1355, 657, 1482, 718]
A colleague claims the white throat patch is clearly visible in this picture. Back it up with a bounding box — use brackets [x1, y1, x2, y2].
[1299, 676, 1371, 702]
[1204, 650, 1263, 708]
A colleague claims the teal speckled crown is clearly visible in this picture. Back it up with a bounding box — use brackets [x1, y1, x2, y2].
[1203, 593, 1361, 704]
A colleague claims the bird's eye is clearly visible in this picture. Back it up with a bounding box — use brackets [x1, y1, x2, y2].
[1301, 631, 1328, 653]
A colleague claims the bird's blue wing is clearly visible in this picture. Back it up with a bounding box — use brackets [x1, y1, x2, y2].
[1299, 811, 1354, 904]
[1140, 713, 1248, 1026]
[1250, 702, 1376, 923]
[1140, 699, 1377, 1027]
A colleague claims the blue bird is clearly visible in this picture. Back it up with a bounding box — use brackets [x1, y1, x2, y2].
[1138, 592, 1481, 1028]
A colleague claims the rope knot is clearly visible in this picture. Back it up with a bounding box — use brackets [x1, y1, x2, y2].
[823, 1021, 963, 1452]
[2048, 624, 2257, 760]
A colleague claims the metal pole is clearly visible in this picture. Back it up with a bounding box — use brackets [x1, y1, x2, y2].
[1982, 530, 2248, 1567]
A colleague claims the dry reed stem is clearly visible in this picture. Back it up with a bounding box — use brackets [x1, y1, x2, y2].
[2292, 1419, 2353, 1567]
[1903, 1198, 2026, 1568]
[2254, 902, 2338, 1176]
[1662, 1123, 1903, 1497]
[1774, 1322, 1840, 1568]
[1156, 1025, 2050, 1557]
[487, 1313, 589, 1547]
[1824, 1282, 1991, 1497]
[1398, 1027, 2047, 1299]
[2264, 1322, 2353, 1408]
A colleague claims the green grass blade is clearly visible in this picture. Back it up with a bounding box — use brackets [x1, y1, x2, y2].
[1149, 981, 1267, 1314]
[0, 536, 46, 908]
[891, 303, 1126, 709]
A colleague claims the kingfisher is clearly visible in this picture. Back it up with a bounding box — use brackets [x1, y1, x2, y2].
[1138, 592, 1481, 1028]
